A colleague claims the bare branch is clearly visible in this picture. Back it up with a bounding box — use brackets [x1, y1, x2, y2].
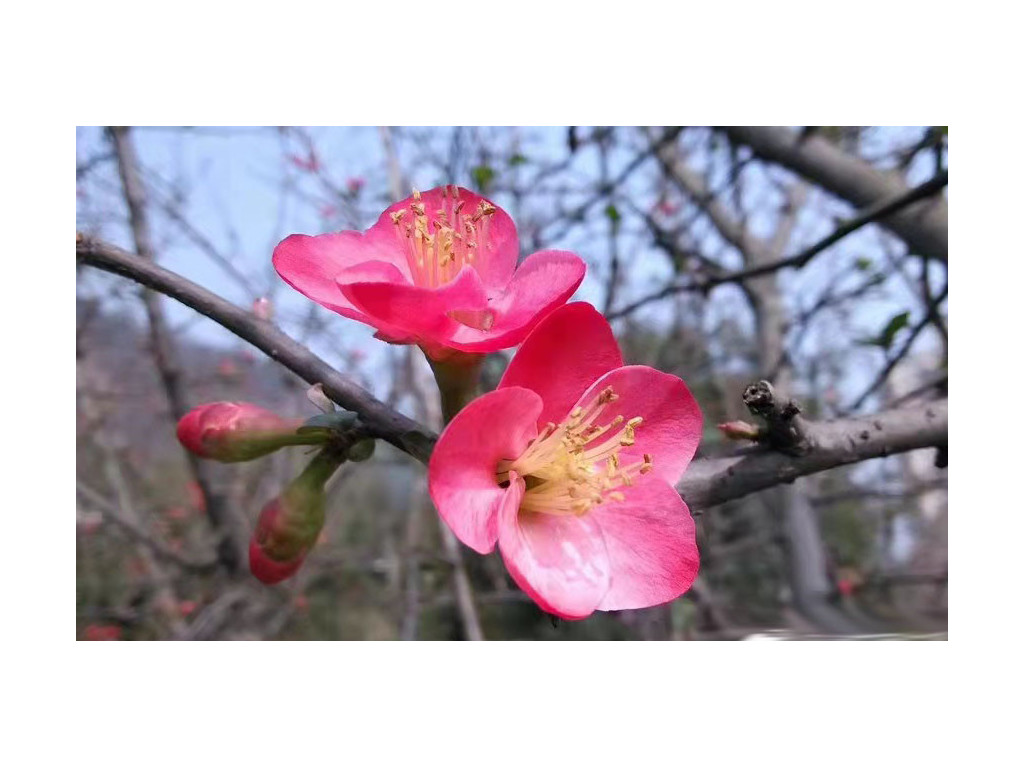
[719, 127, 948, 262]
[76, 237, 947, 512]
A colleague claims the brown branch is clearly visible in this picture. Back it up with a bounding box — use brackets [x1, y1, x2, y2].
[77, 235, 436, 463]
[108, 126, 248, 574]
[77, 237, 948, 511]
[719, 127, 948, 263]
[607, 167, 948, 320]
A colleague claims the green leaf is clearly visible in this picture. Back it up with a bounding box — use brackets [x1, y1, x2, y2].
[298, 411, 358, 434]
[509, 153, 528, 166]
[854, 257, 873, 271]
[878, 311, 911, 351]
[604, 203, 621, 224]
[470, 165, 495, 192]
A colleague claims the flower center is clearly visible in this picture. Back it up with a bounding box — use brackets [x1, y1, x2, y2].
[495, 386, 653, 516]
[389, 186, 498, 291]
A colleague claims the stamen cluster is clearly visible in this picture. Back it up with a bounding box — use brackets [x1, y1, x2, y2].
[390, 186, 498, 289]
[496, 386, 653, 516]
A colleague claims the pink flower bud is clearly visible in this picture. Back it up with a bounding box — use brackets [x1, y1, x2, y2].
[178, 600, 198, 618]
[252, 297, 274, 321]
[346, 176, 365, 195]
[177, 402, 319, 463]
[249, 451, 343, 585]
[717, 420, 762, 441]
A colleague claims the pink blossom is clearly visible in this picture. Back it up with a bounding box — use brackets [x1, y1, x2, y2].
[346, 177, 365, 195]
[178, 600, 198, 618]
[428, 303, 702, 619]
[273, 185, 586, 359]
[288, 150, 320, 173]
[177, 402, 314, 463]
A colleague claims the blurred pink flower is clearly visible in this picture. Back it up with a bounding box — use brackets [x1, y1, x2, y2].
[288, 150, 320, 173]
[178, 600, 198, 618]
[84, 624, 122, 641]
[273, 185, 585, 359]
[346, 177, 365, 195]
[187, 481, 206, 514]
[428, 303, 702, 619]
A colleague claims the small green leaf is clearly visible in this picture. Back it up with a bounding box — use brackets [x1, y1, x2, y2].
[604, 203, 621, 224]
[298, 411, 359, 434]
[470, 165, 495, 192]
[509, 153, 528, 166]
[878, 311, 911, 351]
[347, 438, 376, 462]
[854, 257, 873, 271]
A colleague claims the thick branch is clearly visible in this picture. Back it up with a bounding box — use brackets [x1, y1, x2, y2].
[77, 237, 948, 510]
[719, 127, 948, 262]
[679, 398, 947, 509]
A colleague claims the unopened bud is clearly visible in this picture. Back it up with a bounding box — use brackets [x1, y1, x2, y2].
[177, 402, 325, 463]
[717, 420, 762, 441]
[249, 450, 344, 584]
[252, 296, 274, 321]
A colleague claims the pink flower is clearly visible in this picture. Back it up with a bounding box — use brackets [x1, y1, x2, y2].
[346, 177, 365, 195]
[178, 600, 198, 618]
[177, 402, 317, 463]
[428, 303, 703, 619]
[273, 185, 586, 359]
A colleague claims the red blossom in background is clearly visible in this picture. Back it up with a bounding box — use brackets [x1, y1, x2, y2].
[273, 185, 586, 359]
[288, 150, 320, 173]
[346, 177, 365, 195]
[84, 624, 122, 641]
[429, 303, 703, 619]
[178, 600, 198, 618]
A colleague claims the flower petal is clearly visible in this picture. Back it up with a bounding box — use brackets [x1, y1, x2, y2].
[338, 264, 490, 343]
[377, 186, 519, 289]
[574, 365, 702, 485]
[272, 230, 410, 321]
[498, 302, 623, 427]
[589, 479, 699, 611]
[446, 250, 586, 353]
[498, 471, 611, 620]
[428, 388, 542, 554]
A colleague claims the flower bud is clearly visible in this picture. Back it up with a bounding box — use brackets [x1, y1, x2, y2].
[249, 450, 344, 584]
[177, 402, 324, 463]
[252, 296, 274, 321]
[717, 420, 762, 441]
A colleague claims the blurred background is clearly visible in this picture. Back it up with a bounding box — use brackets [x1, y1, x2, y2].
[75, 126, 948, 640]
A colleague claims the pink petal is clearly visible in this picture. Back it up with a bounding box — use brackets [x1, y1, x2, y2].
[589, 479, 699, 611]
[574, 365, 702, 485]
[272, 230, 410, 321]
[446, 250, 586, 353]
[375, 186, 519, 289]
[498, 471, 611, 620]
[428, 388, 542, 554]
[338, 264, 490, 344]
[498, 302, 623, 427]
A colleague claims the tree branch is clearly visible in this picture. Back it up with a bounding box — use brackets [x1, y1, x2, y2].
[77, 236, 948, 511]
[719, 127, 948, 262]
